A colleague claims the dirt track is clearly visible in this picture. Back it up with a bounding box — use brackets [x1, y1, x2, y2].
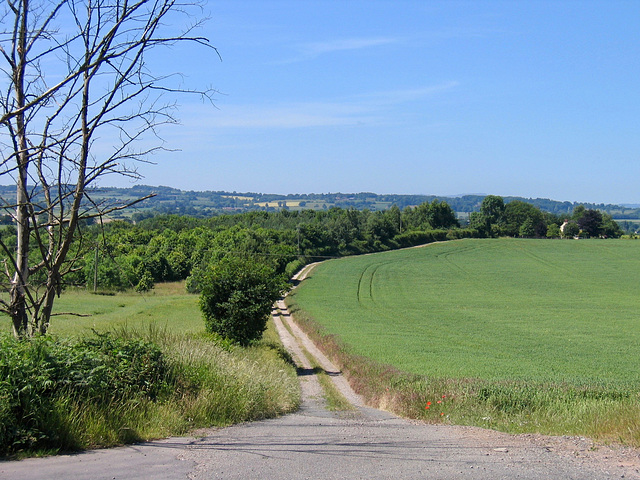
[1, 263, 640, 479]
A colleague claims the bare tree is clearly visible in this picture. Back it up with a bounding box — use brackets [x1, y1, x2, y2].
[0, 0, 216, 336]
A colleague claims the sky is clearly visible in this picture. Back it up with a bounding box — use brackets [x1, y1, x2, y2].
[112, 0, 640, 205]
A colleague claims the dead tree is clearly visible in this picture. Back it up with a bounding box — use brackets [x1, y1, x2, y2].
[0, 0, 216, 336]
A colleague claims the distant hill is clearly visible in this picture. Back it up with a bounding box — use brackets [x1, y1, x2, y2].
[0, 185, 638, 231]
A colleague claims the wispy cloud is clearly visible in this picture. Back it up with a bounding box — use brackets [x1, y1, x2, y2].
[174, 81, 459, 131]
[301, 37, 399, 56]
[276, 36, 400, 64]
[355, 82, 461, 106]
[183, 102, 376, 129]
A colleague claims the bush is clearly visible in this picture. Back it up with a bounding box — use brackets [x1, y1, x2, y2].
[0, 332, 170, 454]
[135, 270, 155, 292]
[285, 258, 306, 278]
[199, 256, 289, 345]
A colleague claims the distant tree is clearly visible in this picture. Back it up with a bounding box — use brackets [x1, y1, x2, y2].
[577, 209, 603, 238]
[365, 211, 397, 250]
[546, 223, 561, 239]
[402, 200, 458, 231]
[480, 195, 506, 224]
[428, 200, 460, 229]
[468, 195, 506, 237]
[469, 211, 491, 237]
[503, 201, 546, 237]
[572, 205, 587, 222]
[519, 218, 536, 237]
[600, 213, 624, 238]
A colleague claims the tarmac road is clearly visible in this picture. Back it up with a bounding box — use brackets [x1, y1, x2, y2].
[2, 269, 639, 479]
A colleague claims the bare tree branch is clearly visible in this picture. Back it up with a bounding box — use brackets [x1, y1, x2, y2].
[0, 0, 216, 336]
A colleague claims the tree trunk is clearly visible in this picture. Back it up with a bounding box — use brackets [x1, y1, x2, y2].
[10, 0, 31, 337]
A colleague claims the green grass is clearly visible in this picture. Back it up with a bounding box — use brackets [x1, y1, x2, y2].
[46, 282, 203, 336]
[288, 238, 640, 444]
[292, 238, 640, 384]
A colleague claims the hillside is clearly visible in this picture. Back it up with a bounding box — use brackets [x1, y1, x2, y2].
[0, 184, 638, 230]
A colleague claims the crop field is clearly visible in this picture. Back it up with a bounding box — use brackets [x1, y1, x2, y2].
[291, 238, 640, 387]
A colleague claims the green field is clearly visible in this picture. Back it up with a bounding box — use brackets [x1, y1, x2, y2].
[47, 282, 203, 336]
[292, 238, 640, 386]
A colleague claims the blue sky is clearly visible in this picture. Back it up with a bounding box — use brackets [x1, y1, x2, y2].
[126, 0, 639, 205]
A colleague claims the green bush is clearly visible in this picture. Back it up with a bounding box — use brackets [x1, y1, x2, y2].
[394, 229, 448, 248]
[0, 332, 170, 454]
[285, 258, 306, 278]
[199, 256, 289, 345]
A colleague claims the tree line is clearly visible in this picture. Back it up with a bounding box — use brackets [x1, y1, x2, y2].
[469, 195, 622, 239]
[40, 196, 619, 294]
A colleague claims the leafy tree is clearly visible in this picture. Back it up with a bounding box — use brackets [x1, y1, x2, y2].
[468, 211, 491, 237]
[365, 211, 397, 249]
[546, 223, 561, 239]
[0, 0, 215, 337]
[600, 213, 624, 238]
[503, 201, 546, 237]
[480, 195, 506, 224]
[519, 218, 536, 237]
[199, 256, 289, 345]
[468, 195, 506, 237]
[572, 205, 587, 222]
[577, 209, 603, 238]
[401, 200, 459, 231]
[428, 200, 460, 229]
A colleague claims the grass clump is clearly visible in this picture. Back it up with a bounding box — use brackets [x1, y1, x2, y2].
[0, 319, 300, 458]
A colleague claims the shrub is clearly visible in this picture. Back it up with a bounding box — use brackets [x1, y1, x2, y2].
[199, 256, 289, 345]
[394, 229, 448, 248]
[0, 332, 170, 454]
[285, 258, 306, 278]
[135, 270, 155, 292]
